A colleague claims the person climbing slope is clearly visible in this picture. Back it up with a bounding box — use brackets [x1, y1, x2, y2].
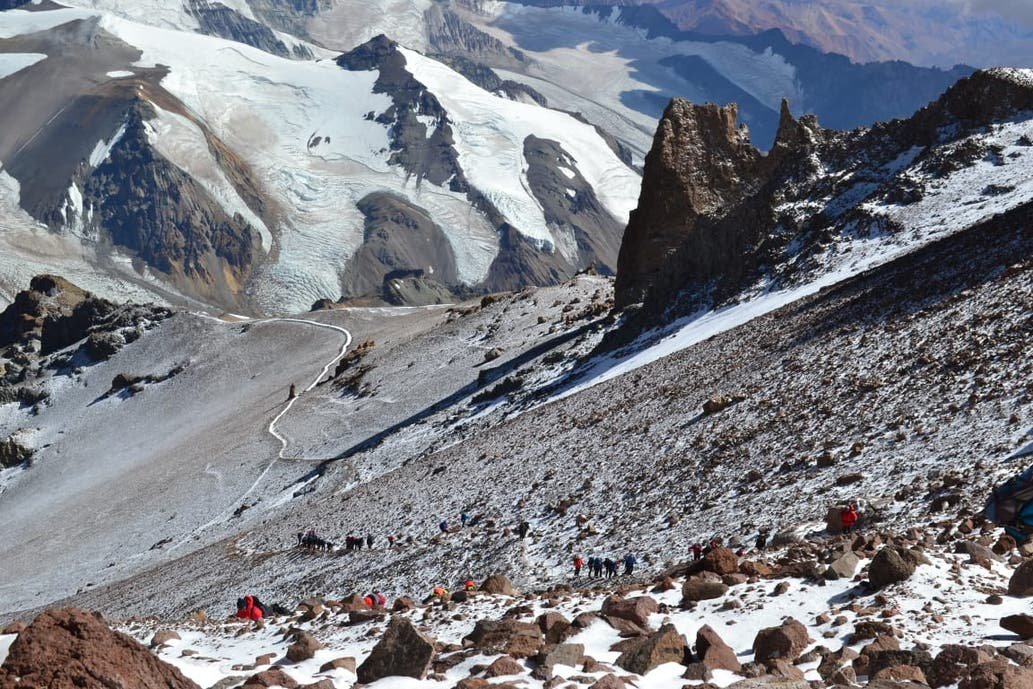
[573, 555, 584, 577]
[235, 595, 263, 621]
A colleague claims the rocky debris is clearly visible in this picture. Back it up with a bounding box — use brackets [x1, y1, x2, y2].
[285, 631, 321, 662]
[601, 594, 658, 628]
[1008, 559, 1033, 596]
[0, 608, 199, 689]
[696, 624, 741, 672]
[869, 546, 920, 587]
[1002, 615, 1033, 639]
[752, 618, 812, 662]
[480, 574, 519, 596]
[464, 619, 544, 658]
[0, 434, 34, 468]
[615, 623, 689, 675]
[703, 394, 746, 415]
[356, 617, 435, 683]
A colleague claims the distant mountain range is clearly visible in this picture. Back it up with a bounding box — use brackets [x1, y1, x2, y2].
[616, 0, 1033, 68]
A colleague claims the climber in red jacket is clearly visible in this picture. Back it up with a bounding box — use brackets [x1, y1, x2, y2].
[841, 504, 859, 534]
[235, 595, 264, 621]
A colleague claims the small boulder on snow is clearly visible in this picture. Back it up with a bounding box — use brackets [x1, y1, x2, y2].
[1002, 615, 1033, 639]
[600, 595, 657, 628]
[357, 617, 435, 683]
[752, 618, 812, 662]
[285, 632, 321, 662]
[682, 577, 729, 603]
[480, 574, 519, 596]
[869, 546, 919, 588]
[696, 624, 741, 672]
[615, 623, 689, 675]
[1008, 559, 1033, 596]
[702, 547, 740, 575]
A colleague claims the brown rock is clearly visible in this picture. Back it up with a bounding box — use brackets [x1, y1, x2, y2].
[150, 630, 181, 648]
[873, 665, 928, 683]
[1010, 561, 1033, 597]
[869, 547, 918, 588]
[242, 668, 299, 688]
[697, 624, 741, 672]
[485, 655, 524, 677]
[682, 578, 729, 603]
[286, 632, 321, 662]
[392, 596, 416, 611]
[752, 618, 812, 662]
[590, 675, 626, 689]
[862, 636, 902, 655]
[703, 547, 740, 575]
[536, 643, 585, 678]
[1003, 615, 1033, 640]
[357, 617, 435, 683]
[0, 608, 199, 689]
[318, 657, 356, 673]
[615, 623, 688, 675]
[1, 622, 25, 635]
[481, 574, 519, 596]
[601, 595, 658, 628]
[464, 619, 544, 658]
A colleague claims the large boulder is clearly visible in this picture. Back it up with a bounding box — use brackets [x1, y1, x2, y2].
[703, 547, 740, 575]
[1009, 560, 1033, 596]
[696, 624, 741, 672]
[464, 619, 544, 658]
[825, 551, 861, 580]
[357, 617, 435, 684]
[682, 578, 729, 603]
[480, 574, 519, 596]
[285, 632, 321, 662]
[535, 643, 585, 678]
[752, 618, 812, 662]
[0, 608, 199, 689]
[601, 595, 658, 628]
[615, 623, 689, 675]
[242, 668, 299, 688]
[869, 547, 918, 588]
[1003, 615, 1033, 640]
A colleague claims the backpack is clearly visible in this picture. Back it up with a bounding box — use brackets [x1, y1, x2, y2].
[984, 464, 1033, 540]
[251, 596, 267, 616]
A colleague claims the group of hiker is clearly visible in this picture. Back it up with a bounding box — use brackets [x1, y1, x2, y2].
[572, 553, 637, 578]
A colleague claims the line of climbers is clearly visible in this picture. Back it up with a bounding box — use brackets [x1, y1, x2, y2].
[571, 553, 637, 578]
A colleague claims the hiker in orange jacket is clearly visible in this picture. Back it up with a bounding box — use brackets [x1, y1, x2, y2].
[573, 555, 584, 576]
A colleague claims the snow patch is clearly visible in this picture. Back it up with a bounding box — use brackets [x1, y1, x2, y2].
[88, 122, 127, 168]
[105, 69, 135, 78]
[0, 53, 46, 80]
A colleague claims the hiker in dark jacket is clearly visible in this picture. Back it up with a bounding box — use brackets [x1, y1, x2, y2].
[366, 534, 374, 549]
[623, 553, 637, 575]
[518, 521, 530, 539]
[604, 558, 616, 578]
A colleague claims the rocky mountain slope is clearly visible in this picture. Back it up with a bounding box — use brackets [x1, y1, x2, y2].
[615, 67, 1033, 321]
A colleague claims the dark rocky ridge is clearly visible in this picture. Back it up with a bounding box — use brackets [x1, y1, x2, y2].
[615, 68, 1033, 321]
[341, 192, 460, 302]
[81, 101, 259, 298]
[187, 0, 312, 59]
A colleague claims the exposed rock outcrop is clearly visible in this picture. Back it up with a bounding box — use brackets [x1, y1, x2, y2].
[356, 617, 435, 683]
[612, 68, 1033, 329]
[0, 608, 199, 689]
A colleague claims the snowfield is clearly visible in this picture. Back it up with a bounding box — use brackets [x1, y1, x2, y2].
[0, 53, 46, 80]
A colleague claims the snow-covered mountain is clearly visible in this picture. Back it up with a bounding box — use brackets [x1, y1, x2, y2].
[0, 0, 976, 314]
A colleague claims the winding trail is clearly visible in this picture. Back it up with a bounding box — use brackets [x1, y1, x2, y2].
[171, 317, 352, 550]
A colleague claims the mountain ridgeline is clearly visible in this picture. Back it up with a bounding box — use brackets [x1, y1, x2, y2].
[614, 68, 1033, 326]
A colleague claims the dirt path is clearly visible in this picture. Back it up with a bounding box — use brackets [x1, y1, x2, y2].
[171, 317, 352, 549]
